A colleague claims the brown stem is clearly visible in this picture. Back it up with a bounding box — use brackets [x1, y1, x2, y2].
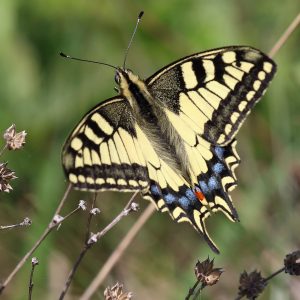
[185, 280, 200, 300]
[59, 192, 139, 299]
[0, 144, 7, 157]
[28, 258, 38, 300]
[264, 266, 285, 282]
[268, 13, 300, 58]
[85, 193, 97, 243]
[80, 202, 155, 300]
[0, 184, 73, 294]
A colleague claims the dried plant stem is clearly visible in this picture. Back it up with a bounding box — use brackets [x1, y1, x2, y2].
[192, 283, 205, 300]
[185, 280, 201, 300]
[0, 183, 73, 294]
[264, 266, 285, 282]
[80, 202, 155, 300]
[0, 144, 7, 157]
[85, 193, 97, 243]
[59, 192, 139, 300]
[0, 217, 32, 230]
[268, 13, 300, 58]
[28, 258, 38, 300]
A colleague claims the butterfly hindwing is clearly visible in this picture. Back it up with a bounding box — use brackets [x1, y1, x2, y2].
[147, 46, 276, 145]
[62, 97, 150, 191]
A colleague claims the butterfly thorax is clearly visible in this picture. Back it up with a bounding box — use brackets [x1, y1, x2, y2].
[117, 69, 192, 184]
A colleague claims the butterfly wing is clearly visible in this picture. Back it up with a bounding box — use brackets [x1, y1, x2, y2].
[147, 46, 276, 145]
[62, 97, 150, 192]
[143, 46, 276, 251]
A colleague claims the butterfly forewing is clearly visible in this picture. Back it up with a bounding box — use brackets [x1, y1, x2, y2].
[62, 97, 150, 191]
[147, 46, 276, 145]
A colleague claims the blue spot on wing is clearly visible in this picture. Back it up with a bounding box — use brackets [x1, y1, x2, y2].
[165, 193, 176, 204]
[208, 176, 219, 190]
[178, 196, 190, 209]
[213, 162, 224, 174]
[150, 185, 161, 196]
[215, 146, 225, 160]
[199, 181, 209, 194]
[185, 189, 197, 202]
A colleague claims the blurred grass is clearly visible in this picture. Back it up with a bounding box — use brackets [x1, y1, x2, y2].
[0, 0, 299, 299]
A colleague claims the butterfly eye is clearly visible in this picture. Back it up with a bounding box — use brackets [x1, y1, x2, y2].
[114, 73, 121, 84]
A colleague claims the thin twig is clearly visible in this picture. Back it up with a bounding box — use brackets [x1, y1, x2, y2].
[192, 283, 205, 300]
[185, 280, 201, 300]
[268, 13, 300, 58]
[264, 266, 285, 282]
[0, 217, 32, 230]
[0, 183, 73, 294]
[80, 202, 155, 300]
[28, 257, 39, 300]
[85, 193, 98, 243]
[0, 144, 7, 157]
[59, 192, 139, 300]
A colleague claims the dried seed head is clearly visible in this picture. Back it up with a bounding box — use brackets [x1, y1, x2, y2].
[195, 257, 223, 286]
[3, 124, 27, 150]
[104, 282, 133, 300]
[90, 207, 101, 215]
[21, 217, 32, 227]
[0, 162, 17, 193]
[238, 270, 267, 299]
[284, 250, 300, 276]
[31, 257, 39, 266]
[78, 200, 87, 210]
[130, 202, 139, 212]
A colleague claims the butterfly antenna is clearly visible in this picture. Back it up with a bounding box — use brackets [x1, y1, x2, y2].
[60, 52, 117, 70]
[123, 11, 144, 70]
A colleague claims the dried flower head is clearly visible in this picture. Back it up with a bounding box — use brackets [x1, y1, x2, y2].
[104, 282, 133, 300]
[284, 250, 300, 276]
[78, 200, 87, 210]
[130, 202, 139, 212]
[31, 257, 39, 266]
[21, 217, 32, 227]
[3, 124, 27, 150]
[195, 257, 224, 286]
[90, 207, 101, 215]
[0, 162, 17, 192]
[238, 270, 267, 299]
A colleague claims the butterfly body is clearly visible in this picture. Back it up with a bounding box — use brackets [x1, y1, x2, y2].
[62, 46, 276, 253]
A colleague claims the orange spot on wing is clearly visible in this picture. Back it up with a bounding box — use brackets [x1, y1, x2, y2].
[195, 190, 205, 201]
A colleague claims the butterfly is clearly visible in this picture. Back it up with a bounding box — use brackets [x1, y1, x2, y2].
[62, 45, 276, 253]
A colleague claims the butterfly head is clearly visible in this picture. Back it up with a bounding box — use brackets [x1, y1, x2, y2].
[115, 68, 141, 91]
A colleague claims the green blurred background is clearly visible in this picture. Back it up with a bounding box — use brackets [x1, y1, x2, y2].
[0, 0, 299, 299]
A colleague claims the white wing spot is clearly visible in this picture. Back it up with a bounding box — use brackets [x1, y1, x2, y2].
[263, 62, 273, 73]
[202, 59, 215, 82]
[78, 175, 86, 183]
[246, 91, 256, 101]
[222, 51, 236, 64]
[71, 137, 83, 151]
[238, 101, 247, 111]
[91, 113, 114, 135]
[181, 61, 198, 89]
[69, 173, 78, 184]
[258, 71, 266, 80]
[253, 80, 261, 91]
